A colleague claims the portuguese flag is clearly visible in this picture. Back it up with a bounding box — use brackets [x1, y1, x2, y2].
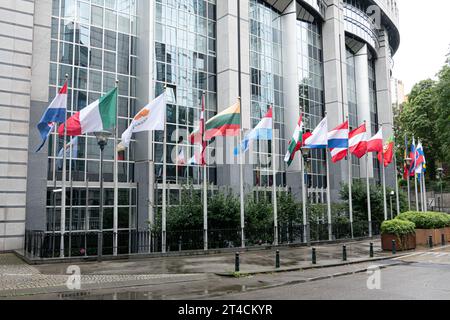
[378, 136, 395, 168]
[284, 114, 304, 167]
[204, 100, 240, 141]
[59, 88, 117, 136]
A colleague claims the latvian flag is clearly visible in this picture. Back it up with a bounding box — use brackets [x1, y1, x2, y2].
[328, 121, 349, 163]
[59, 88, 117, 136]
[36, 82, 68, 152]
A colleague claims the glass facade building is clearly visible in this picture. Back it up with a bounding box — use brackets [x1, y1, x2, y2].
[0, 0, 400, 253]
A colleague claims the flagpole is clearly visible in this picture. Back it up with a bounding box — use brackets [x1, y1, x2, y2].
[414, 172, 419, 211]
[394, 152, 401, 216]
[202, 92, 208, 251]
[162, 87, 168, 253]
[405, 135, 411, 211]
[60, 74, 69, 258]
[238, 97, 245, 248]
[423, 172, 428, 212]
[113, 80, 119, 256]
[326, 152, 332, 241]
[366, 153, 372, 236]
[271, 106, 278, 246]
[301, 150, 308, 244]
[419, 172, 424, 212]
[347, 117, 353, 238]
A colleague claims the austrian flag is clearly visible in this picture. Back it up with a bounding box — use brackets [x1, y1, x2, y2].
[349, 124, 368, 158]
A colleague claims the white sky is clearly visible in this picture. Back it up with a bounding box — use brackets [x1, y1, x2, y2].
[392, 0, 450, 94]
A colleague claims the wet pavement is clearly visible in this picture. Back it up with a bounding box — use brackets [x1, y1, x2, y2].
[33, 239, 387, 276]
[0, 239, 426, 299]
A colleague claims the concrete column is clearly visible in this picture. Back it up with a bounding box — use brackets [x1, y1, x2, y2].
[322, 0, 348, 201]
[375, 28, 395, 188]
[283, 1, 302, 199]
[354, 44, 373, 179]
[216, 0, 252, 193]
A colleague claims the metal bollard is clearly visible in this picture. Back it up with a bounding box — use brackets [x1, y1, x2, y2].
[342, 245, 347, 262]
[429, 236, 433, 248]
[442, 234, 446, 246]
[312, 248, 317, 265]
[370, 242, 374, 258]
[275, 250, 280, 269]
[235, 253, 240, 273]
[392, 240, 396, 255]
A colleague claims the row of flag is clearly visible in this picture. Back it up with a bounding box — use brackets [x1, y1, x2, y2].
[283, 116, 394, 167]
[37, 82, 425, 177]
[403, 137, 427, 180]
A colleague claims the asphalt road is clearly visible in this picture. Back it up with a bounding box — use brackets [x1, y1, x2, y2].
[215, 249, 450, 300]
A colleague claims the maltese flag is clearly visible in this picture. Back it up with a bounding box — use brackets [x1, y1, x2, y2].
[328, 121, 349, 163]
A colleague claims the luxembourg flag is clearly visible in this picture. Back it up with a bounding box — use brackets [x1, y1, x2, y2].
[234, 107, 273, 155]
[328, 121, 349, 163]
[349, 123, 368, 159]
[36, 82, 68, 152]
[304, 117, 328, 149]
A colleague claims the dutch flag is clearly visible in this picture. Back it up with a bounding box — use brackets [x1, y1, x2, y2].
[36, 82, 68, 152]
[328, 121, 349, 163]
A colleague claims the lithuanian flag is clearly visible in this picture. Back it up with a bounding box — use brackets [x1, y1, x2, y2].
[204, 100, 241, 141]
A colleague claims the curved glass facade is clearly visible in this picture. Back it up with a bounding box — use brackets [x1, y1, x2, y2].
[47, 0, 139, 240]
[297, 18, 326, 203]
[249, 0, 284, 192]
[153, 0, 217, 206]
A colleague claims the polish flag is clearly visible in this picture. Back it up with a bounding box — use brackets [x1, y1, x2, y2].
[349, 124, 368, 158]
[367, 128, 384, 153]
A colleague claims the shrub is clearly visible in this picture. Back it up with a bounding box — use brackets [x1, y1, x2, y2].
[396, 211, 450, 229]
[381, 219, 416, 236]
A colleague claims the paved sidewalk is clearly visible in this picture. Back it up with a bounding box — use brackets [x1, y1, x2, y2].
[0, 239, 398, 298]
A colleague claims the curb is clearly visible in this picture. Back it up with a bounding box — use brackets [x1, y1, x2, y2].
[215, 254, 411, 277]
[15, 236, 380, 265]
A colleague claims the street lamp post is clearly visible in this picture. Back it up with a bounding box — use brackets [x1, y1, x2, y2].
[301, 147, 310, 245]
[95, 131, 111, 261]
[390, 191, 395, 220]
[405, 157, 412, 211]
[437, 168, 444, 212]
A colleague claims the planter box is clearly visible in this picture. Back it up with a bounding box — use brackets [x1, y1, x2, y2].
[415, 228, 450, 246]
[381, 233, 416, 251]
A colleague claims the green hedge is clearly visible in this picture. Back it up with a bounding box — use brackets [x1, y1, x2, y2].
[381, 219, 416, 236]
[396, 211, 450, 229]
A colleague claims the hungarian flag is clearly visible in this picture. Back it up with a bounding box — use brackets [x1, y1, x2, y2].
[59, 88, 117, 136]
[403, 136, 409, 180]
[367, 128, 383, 153]
[284, 114, 303, 167]
[378, 136, 394, 167]
[204, 100, 240, 141]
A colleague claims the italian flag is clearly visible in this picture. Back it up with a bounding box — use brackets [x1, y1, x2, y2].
[378, 136, 395, 168]
[284, 114, 303, 167]
[59, 88, 117, 136]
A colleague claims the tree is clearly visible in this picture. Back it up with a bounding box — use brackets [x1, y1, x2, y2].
[435, 66, 450, 164]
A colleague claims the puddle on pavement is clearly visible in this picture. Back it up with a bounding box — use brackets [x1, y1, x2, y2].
[58, 282, 269, 300]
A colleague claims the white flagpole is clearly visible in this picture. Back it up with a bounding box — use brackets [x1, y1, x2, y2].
[423, 172, 428, 212]
[394, 152, 401, 216]
[414, 172, 419, 211]
[238, 97, 245, 248]
[347, 117, 353, 238]
[366, 153, 372, 236]
[162, 88, 168, 253]
[271, 106, 278, 246]
[113, 80, 119, 256]
[60, 75, 69, 258]
[326, 149, 332, 241]
[202, 92, 208, 251]
[382, 159, 388, 220]
[301, 154, 308, 244]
